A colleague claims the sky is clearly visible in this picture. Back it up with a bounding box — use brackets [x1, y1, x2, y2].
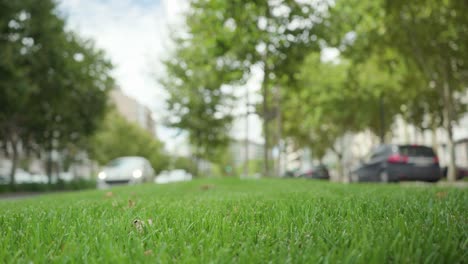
[58, 0, 197, 154]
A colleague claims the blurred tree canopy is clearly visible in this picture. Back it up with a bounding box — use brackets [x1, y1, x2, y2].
[0, 0, 113, 185]
[162, 0, 467, 181]
[162, 0, 325, 176]
[160, 35, 241, 175]
[322, 0, 468, 180]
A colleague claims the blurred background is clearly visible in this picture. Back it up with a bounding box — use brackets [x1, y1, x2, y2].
[0, 0, 467, 191]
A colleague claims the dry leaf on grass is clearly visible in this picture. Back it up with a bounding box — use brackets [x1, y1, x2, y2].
[133, 219, 144, 233]
[105, 192, 114, 198]
[128, 199, 136, 208]
[144, 250, 153, 256]
[436, 191, 447, 199]
[200, 184, 215, 191]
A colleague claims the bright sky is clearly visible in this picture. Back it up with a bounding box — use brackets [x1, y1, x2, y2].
[58, 0, 195, 154]
[59, 0, 184, 106]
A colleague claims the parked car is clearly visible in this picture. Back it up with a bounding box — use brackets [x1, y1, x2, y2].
[8, 169, 33, 184]
[351, 144, 441, 183]
[298, 165, 330, 180]
[97, 156, 154, 187]
[441, 166, 468, 180]
[282, 170, 297, 178]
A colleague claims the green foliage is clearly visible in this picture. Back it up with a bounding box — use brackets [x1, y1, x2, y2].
[0, 0, 114, 184]
[282, 0, 468, 169]
[88, 110, 168, 173]
[0, 179, 466, 262]
[162, 0, 325, 176]
[324, 0, 467, 181]
[161, 42, 236, 164]
[283, 52, 402, 160]
[233, 159, 263, 177]
[283, 53, 350, 159]
[0, 179, 96, 193]
[328, 0, 467, 129]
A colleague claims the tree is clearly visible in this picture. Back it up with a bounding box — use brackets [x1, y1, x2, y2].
[282, 48, 408, 181]
[328, 0, 468, 181]
[381, 0, 468, 181]
[31, 32, 113, 183]
[88, 110, 169, 174]
[160, 34, 242, 175]
[283, 53, 359, 180]
[165, 0, 324, 176]
[0, 0, 113, 186]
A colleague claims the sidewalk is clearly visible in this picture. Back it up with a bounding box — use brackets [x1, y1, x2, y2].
[400, 181, 468, 188]
[0, 192, 43, 200]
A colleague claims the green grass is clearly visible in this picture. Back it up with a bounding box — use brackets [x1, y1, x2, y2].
[0, 179, 466, 263]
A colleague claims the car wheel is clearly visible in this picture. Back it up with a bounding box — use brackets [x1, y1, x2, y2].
[379, 170, 389, 183]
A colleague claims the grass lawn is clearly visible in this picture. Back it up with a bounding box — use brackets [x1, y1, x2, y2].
[0, 179, 466, 263]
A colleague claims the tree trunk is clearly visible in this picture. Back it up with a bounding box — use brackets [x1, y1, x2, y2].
[244, 87, 249, 178]
[194, 155, 200, 178]
[46, 150, 53, 184]
[330, 145, 344, 182]
[431, 122, 438, 153]
[431, 124, 439, 151]
[55, 155, 61, 180]
[275, 86, 282, 177]
[262, 61, 270, 177]
[403, 118, 410, 144]
[9, 140, 18, 189]
[441, 80, 456, 182]
[379, 94, 385, 144]
[336, 153, 344, 182]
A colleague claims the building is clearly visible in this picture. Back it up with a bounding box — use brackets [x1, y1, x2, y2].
[389, 114, 468, 167]
[110, 88, 157, 137]
[230, 139, 264, 168]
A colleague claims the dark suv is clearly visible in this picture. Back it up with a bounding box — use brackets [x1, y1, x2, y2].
[351, 145, 441, 183]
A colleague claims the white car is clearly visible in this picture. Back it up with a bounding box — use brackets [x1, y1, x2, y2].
[154, 169, 192, 184]
[97, 156, 154, 188]
[12, 169, 34, 184]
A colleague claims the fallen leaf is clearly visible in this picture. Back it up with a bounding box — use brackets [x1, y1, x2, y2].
[105, 192, 113, 198]
[133, 219, 144, 233]
[200, 184, 215, 191]
[436, 191, 447, 199]
[128, 199, 136, 208]
[144, 250, 153, 256]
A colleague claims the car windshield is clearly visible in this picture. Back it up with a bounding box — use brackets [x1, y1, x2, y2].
[399, 146, 435, 157]
[106, 158, 142, 168]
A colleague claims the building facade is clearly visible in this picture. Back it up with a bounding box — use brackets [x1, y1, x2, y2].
[110, 88, 157, 137]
